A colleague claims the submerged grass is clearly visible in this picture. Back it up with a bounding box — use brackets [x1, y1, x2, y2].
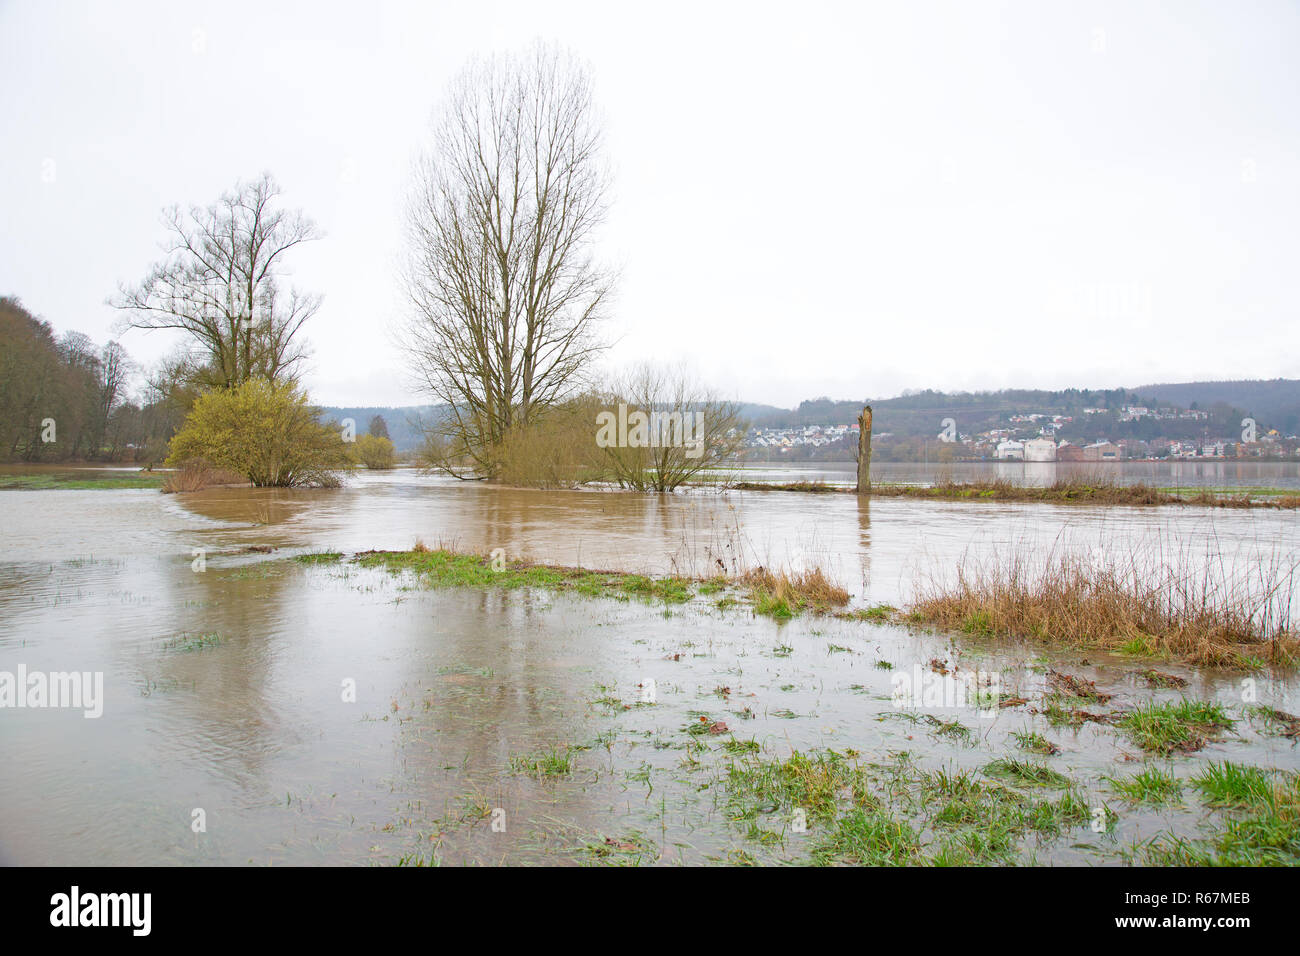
[354, 548, 696, 605]
[983, 758, 1072, 789]
[580, 831, 658, 865]
[319, 546, 851, 621]
[294, 552, 343, 565]
[730, 480, 845, 494]
[162, 632, 223, 653]
[716, 748, 1118, 865]
[811, 809, 923, 866]
[1011, 730, 1061, 756]
[724, 749, 874, 826]
[508, 745, 579, 778]
[1116, 700, 1235, 755]
[1108, 767, 1184, 805]
[713, 746, 1119, 865]
[1134, 765, 1300, 866]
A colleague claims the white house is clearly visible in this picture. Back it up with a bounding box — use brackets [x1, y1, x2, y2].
[1024, 438, 1058, 462]
[996, 440, 1025, 460]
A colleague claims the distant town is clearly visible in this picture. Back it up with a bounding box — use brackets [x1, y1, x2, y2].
[744, 397, 1300, 462]
[311, 379, 1300, 462]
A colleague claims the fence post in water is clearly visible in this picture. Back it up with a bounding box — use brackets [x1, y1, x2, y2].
[856, 405, 872, 494]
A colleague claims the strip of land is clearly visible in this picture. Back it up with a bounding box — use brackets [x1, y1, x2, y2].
[295, 544, 1297, 670]
[0, 472, 165, 490]
[728, 478, 1300, 509]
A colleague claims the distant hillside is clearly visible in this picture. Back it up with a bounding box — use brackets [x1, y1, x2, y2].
[742, 390, 1148, 433]
[318, 405, 446, 452]
[740, 381, 1300, 436]
[1133, 380, 1300, 434]
[327, 379, 1300, 452]
[736, 402, 791, 423]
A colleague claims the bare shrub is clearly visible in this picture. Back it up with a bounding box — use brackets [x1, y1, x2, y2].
[160, 462, 246, 493]
[909, 539, 1299, 667]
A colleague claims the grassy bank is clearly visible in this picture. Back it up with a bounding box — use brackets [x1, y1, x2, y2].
[297, 544, 853, 619]
[0, 471, 165, 490]
[730, 478, 1300, 509]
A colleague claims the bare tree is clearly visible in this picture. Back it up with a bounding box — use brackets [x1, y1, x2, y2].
[92, 341, 134, 455]
[598, 363, 746, 492]
[404, 43, 613, 478]
[112, 173, 322, 390]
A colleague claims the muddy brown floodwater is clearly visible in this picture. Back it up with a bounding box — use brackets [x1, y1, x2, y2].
[1, 468, 1297, 865]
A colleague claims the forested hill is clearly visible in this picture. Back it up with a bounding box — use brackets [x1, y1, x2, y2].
[739, 380, 1300, 435]
[324, 380, 1300, 452]
[1131, 380, 1300, 433]
[317, 405, 444, 452]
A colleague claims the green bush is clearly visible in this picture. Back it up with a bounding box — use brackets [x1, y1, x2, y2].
[166, 378, 354, 487]
[351, 433, 396, 469]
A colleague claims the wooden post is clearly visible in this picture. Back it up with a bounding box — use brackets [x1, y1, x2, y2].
[856, 405, 872, 494]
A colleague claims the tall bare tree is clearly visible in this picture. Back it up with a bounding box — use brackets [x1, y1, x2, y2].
[92, 341, 134, 454]
[404, 43, 613, 478]
[112, 173, 322, 390]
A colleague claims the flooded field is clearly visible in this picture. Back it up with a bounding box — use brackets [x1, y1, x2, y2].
[2, 467, 1298, 865]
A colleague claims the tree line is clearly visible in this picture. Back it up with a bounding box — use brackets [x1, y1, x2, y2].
[3, 42, 737, 490]
[0, 297, 178, 462]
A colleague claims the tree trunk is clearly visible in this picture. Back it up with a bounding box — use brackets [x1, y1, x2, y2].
[856, 405, 872, 494]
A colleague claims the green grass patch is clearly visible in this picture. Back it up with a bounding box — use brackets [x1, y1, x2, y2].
[725, 749, 873, 826]
[1011, 730, 1061, 756]
[354, 548, 695, 604]
[1117, 700, 1235, 755]
[294, 552, 343, 565]
[1190, 762, 1278, 808]
[1134, 767, 1300, 866]
[983, 758, 1072, 789]
[508, 745, 578, 778]
[841, 604, 896, 622]
[0, 472, 166, 490]
[1108, 767, 1183, 805]
[810, 809, 922, 866]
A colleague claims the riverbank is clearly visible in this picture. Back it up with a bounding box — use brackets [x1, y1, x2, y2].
[729, 478, 1300, 509]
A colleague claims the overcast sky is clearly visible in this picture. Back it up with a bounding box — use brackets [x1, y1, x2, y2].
[3, 0, 1297, 408]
